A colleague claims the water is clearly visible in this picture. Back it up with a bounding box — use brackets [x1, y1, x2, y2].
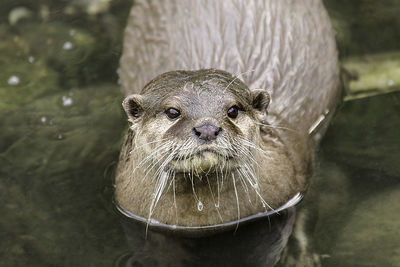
[1, 1, 400, 266]
[311, 92, 400, 266]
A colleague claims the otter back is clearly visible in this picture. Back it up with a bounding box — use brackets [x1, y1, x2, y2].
[120, 0, 341, 136]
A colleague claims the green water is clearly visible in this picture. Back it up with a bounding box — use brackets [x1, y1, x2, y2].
[314, 92, 400, 266]
[1, 1, 399, 266]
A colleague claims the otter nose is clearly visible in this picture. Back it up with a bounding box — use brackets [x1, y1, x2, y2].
[193, 124, 222, 141]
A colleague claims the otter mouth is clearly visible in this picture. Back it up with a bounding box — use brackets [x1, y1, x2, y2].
[170, 147, 230, 161]
[190, 148, 232, 160]
[169, 147, 234, 173]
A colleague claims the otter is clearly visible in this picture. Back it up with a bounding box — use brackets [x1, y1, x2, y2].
[115, 0, 341, 228]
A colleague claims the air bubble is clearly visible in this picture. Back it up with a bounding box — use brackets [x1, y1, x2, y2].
[62, 96, 73, 106]
[63, 41, 73, 50]
[8, 75, 20, 85]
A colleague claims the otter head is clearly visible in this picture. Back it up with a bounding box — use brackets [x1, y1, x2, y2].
[123, 69, 269, 176]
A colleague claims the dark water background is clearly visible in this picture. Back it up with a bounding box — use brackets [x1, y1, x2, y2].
[0, 0, 399, 266]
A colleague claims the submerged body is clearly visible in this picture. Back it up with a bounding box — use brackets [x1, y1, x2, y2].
[115, 0, 340, 227]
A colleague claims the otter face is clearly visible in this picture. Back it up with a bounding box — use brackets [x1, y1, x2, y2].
[116, 69, 310, 226]
[122, 69, 270, 176]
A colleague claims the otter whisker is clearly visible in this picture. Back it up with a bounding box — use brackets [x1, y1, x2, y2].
[222, 163, 229, 189]
[163, 168, 179, 225]
[222, 69, 256, 93]
[188, 171, 201, 207]
[232, 140, 260, 168]
[206, 175, 223, 223]
[173, 138, 190, 161]
[121, 140, 173, 191]
[231, 172, 240, 231]
[176, 139, 197, 171]
[215, 166, 221, 208]
[153, 157, 175, 194]
[238, 138, 273, 159]
[181, 138, 194, 151]
[172, 172, 178, 225]
[145, 138, 197, 227]
[166, 169, 176, 192]
[153, 145, 180, 179]
[143, 148, 171, 175]
[237, 167, 256, 192]
[242, 162, 259, 186]
[240, 165, 274, 211]
[253, 121, 296, 132]
[237, 170, 253, 205]
[139, 144, 178, 187]
[133, 141, 173, 175]
[129, 138, 170, 154]
[140, 143, 175, 182]
[237, 137, 261, 149]
[146, 140, 179, 168]
[146, 169, 171, 233]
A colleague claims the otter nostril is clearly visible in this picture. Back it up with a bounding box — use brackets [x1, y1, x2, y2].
[194, 128, 201, 137]
[193, 124, 222, 141]
[215, 127, 222, 136]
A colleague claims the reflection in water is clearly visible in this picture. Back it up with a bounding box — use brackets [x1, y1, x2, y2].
[117, 208, 296, 267]
[113, 193, 302, 266]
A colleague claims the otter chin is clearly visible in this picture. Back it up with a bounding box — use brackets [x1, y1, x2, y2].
[171, 149, 222, 173]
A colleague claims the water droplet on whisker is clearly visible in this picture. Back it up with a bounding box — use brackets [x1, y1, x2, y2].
[197, 200, 203, 211]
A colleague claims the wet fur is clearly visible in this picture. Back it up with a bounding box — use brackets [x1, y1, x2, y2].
[115, 70, 311, 226]
[115, 0, 341, 227]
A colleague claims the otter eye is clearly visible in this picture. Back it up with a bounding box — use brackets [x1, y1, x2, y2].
[165, 108, 181, 120]
[227, 106, 239, 119]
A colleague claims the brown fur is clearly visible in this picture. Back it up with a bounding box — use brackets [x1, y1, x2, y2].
[115, 0, 340, 227]
[115, 69, 311, 226]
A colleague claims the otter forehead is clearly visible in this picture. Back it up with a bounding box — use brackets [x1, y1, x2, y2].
[142, 69, 251, 100]
[141, 69, 253, 117]
[163, 89, 228, 119]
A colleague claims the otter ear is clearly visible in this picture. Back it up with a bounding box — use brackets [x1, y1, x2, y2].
[251, 89, 270, 113]
[122, 94, 145, 121]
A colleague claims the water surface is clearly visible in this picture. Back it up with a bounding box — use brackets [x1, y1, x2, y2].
[1, 1, 400, 266]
